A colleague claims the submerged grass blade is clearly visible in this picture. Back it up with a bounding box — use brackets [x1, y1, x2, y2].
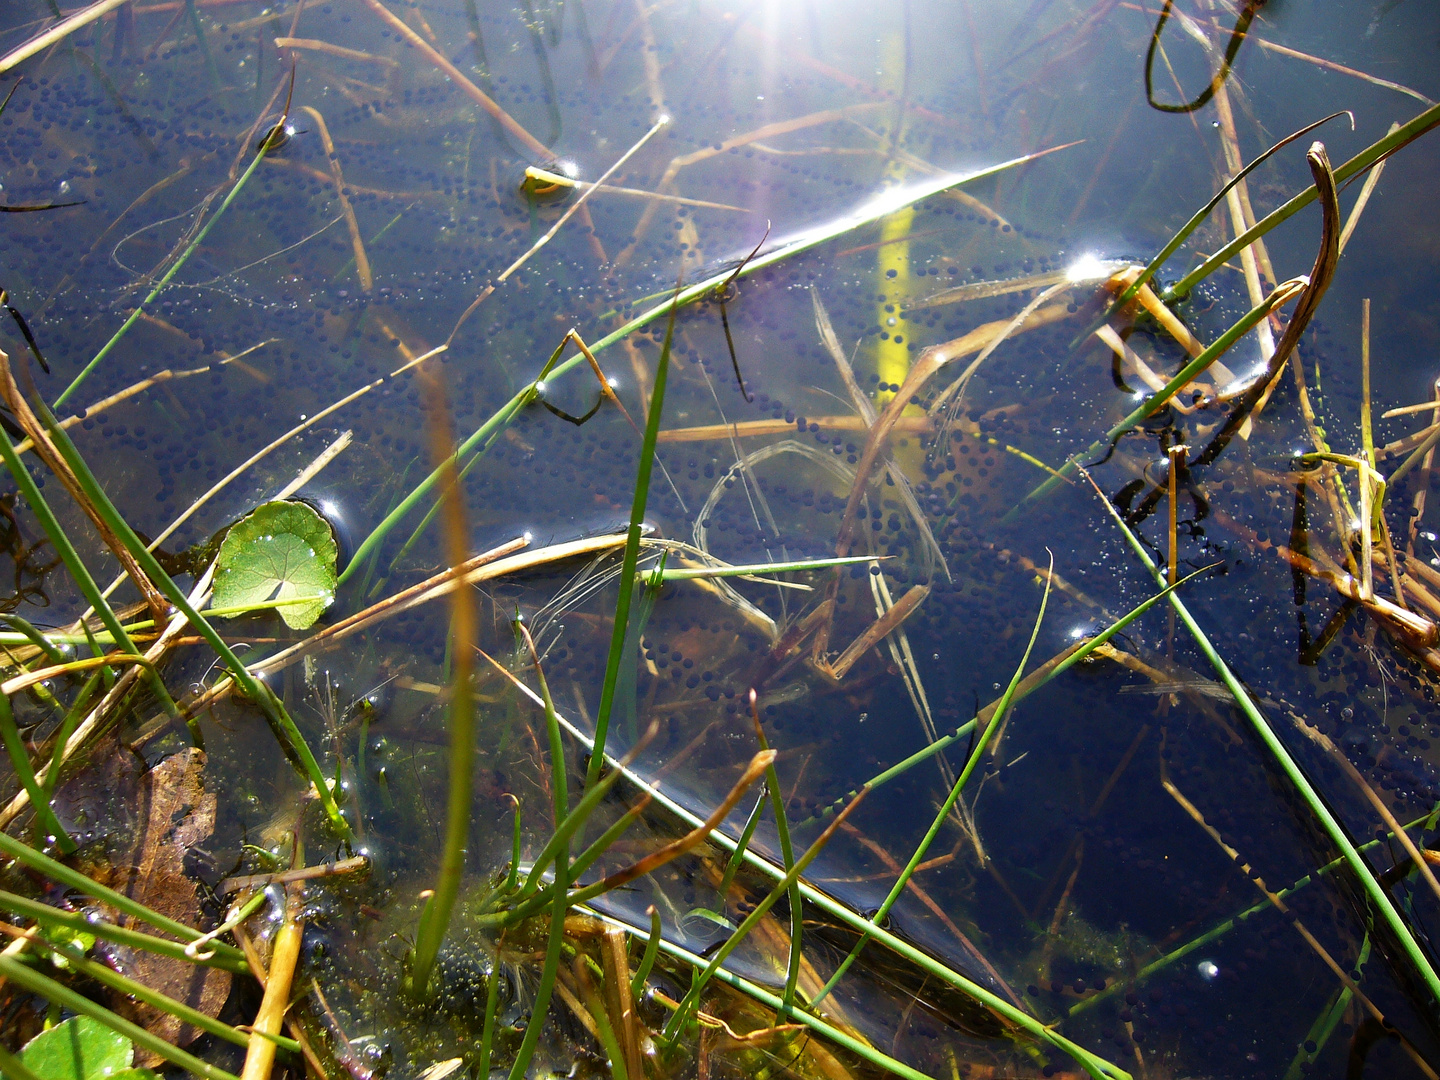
[0, 693, 74, 853]
[54, 129, 273, 408]
[408, 374, 479, 1000]
[0, 952, 240, 1080]
[1084, 470, 1440, 1010]
[747, 690, 803, 1011]
[34, 402, 351, 841]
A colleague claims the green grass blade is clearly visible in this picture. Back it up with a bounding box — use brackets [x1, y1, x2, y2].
[42, 670, 101, 796]
[813, 566, 1053, 1007]
[54, 141, 270, 408]
[748, 692, 803, 1011]
[1166, 101, 1440, 302]
[0, 889, 248, 974]
[1, 613, 67, 665]
[0, 953, 240, 1080]
[1088, 473, 1440, 1009]
[35, 406, 351, 841]
[0, 692, 74, 853]
[585, 292, 679, 793]
[18, 930, 295, 1052]
[0, 424, 169, 713]
[0, 839, 244, 966]
[629, 905, 662, 1001]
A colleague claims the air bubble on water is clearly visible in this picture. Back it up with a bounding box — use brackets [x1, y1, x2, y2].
[1197, 960, 1220, 981]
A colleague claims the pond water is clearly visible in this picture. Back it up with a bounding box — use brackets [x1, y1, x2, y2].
[2, 1, 1440, 1079]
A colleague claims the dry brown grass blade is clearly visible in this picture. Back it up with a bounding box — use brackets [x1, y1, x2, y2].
[0, 0, 130, 73]
[600, 927, 644, 1080]
[834, 302, 1072, 558]
[359, 0, 549, 158]
[273, 37, 399, 68]
[0, 351, 168, 624]
[299, 106, 373, 292]
[826, 584, 929, 680]
[591, 750, 776, 893]
[812, 288, 947, 580]
[1160, 769, 1439, 1080]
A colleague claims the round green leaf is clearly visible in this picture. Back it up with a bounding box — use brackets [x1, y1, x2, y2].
[212, 501, 338, 630]
[18, 1017, 132, 1080]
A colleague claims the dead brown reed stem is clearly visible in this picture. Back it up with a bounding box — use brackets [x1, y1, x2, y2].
[826, 584, 928, 679]
[592, 751, 775, 893]
[0, 351, 168, 624]
[299, 106, 373, 292]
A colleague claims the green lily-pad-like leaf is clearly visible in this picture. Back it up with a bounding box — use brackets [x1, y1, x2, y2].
[18, 1016, 132, 1080]
[212, 501, 337, 630]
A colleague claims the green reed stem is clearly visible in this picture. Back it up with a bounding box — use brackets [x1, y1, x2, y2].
[55, 141, 271, 408]
[0, 425, 175, 721]
[521, 741, 639, 898]
[0, 1045, 44, 1080]
[340, 339, 567, 588]
[1090, 475, 1440, 1009]
[563, 794, 647, 884]
[38, 407, 352, 841]
[0, 836, 243, 963]
[716, 795, 765, 910]
[814, 568, 1053, 1008]
[505, 827, 567, 1080]
[0, 953, 239, 1080]
[0, 693, 74, 853]
[629, 906, 662, 1001]
[586, 294, 678, 794]
[1, 613, 66, 665]
[42, 671, 100, 796]
[476, 947, 505, 1080]
[1166, 100, 1440, 302]
[0, 889, 249, 974]
[18, 930, 295, 1052]
[750, 697, 803, 1012]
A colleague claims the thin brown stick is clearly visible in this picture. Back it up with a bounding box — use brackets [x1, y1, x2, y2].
[826, 584, 928, 679]
[219, 856, 370, 896]
[358, 0, 550, 159]
[273, 37, 399, 68]
[299, 106, 373, 292]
